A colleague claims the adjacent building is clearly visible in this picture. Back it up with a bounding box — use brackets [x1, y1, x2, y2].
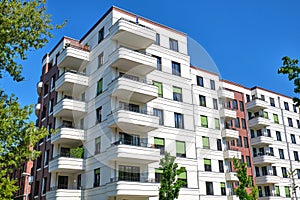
[15, 6, 300, 200]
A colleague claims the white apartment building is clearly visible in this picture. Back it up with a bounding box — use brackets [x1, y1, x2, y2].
[30, 6, 300, 200]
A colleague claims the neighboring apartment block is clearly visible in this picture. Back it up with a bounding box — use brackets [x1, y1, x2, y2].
[14, 6, 300, 200]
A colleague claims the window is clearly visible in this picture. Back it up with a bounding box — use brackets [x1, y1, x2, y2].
[255, 167, 260, 177]
[172, 61, 181, 76]
[36, 156, 42, 169]
[98, 27, 104, 43]
[218, 160, 224, 172]
[98, 53, 104, 68]
[217, 139, 222, 151]
[276, 131, 282, 141]
[96, 107, 102, 123]
[153, 81, 163, 97]
[273, 166, 277, 176]
[239, 101, 244, 111]
[288, 117, 293, 127]
[250, 130, 255, 138]
[50, 76, 55, 89]
[293, 105, 298, 113]
[241, 155, 245, 163]
[206, 182, 214, 195]
[241, 118, 246, 129]
[267, 129, 271, 137]
[297, 169, 300, 179]
[202, 136, 210, 149]
[232, 100, 238, 110]
[173, 87, 182, 102]
[270, 97, 275, 107]
[96, 79, 103, 96]
[264, 111, 269, 119]
[34, 180, 40, 196]
[174, 113, 184, 129]
[246, 156, 251, 167]
[48, 98, 54, 114]
[258, 186, 262, 197]
[95, 137, 101, 154]
[204, 158, 212, 171]
[178, 170, 187, 187]
[119, 165, 140, 181]
[294, 151, 299, 161]
[210, 79, 215, 90]
[169, 38, 178, 51]
[215, 118, 220, 130]
[42, 177, 47, 194]
[220, 182, 226, 195]
[201, 115, 208, 128]
[230, 140, 235, 146]
[244, 137, 249, 148]
[262, 166, 267, 176]
[153, 55, 162, 71]
[44, 150, 49, 166]
[153, 108, 163, 125]
[291, 134, 296, 144]
[297, 120, 300, 128]
[154, 137, 165, 155]
[261, 95, 265, 101]
[285, 186, 290, 197]
[155, 169, 163, 183]
[43, 83, 49, 96]
[234, 118, 240, 128]
[237, 136, 242, 147]
[275, 186, 280, 196]
[284, 102, 289, 110]
[94, 168, 100, 187]
[246, 94, 250, 102]
[273, 114, 279, 124]
[199, 95, 206, 107]
[264, 186, 271, 197]
[196, 76, 204, 87]
[279, 149, 285, 159]
[213, 98, 218, 109]
[176, 141, 186, 157]
[155, 33, 160, 45]
[282, 167, 288, 178]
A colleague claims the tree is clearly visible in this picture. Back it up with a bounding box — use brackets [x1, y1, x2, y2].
[233, 158, 258, 200]
[0, 0, 64, 198]
[278, 56, 300, 106]
[0, 0, 65, 81]
[158, 152, 186, 200]
[0, 93, 48, 199]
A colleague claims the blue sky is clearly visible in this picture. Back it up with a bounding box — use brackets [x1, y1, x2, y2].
[2, 0, 300, 119]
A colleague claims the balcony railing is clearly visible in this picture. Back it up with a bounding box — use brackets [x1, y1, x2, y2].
[253, 152, 274, 157]
[110, 176, 156, 183]
[52, 149, 84, 160]
[116, 17, 154, 31]
[50, 185, 80, 191]
[109, 73, 152, 85]
[111, 139, 153, 148]
[58, 69, 86, 79]
[111, 105, 153, 116]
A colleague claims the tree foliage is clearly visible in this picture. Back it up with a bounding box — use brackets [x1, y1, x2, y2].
[233, 158, 258, 200]
[0, 0, 65, 81]
[0, 92, 48, 199]
[278, 56, 300, 106]
[159, 152, 186, 200]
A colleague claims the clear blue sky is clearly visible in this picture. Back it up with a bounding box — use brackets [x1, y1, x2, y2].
[2, 0, 300, 120]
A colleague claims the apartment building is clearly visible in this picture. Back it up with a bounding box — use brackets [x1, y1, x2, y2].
[24, 5, 299, 200]
[223, 81, 300, 199]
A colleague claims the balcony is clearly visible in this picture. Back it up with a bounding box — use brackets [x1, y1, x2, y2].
[57, 45, 89, 71]
[53, 97, 86, 118]
[220, 108, 236, 120]
[246, 98, 268, 112]
[51, 127, 85, 147]
[108, 47, 157, 76]
[107, 107, 159, 134]
[35, 103, 41, 116]
[218, 89, 234, 100]
[46, 188, 82, 200]
[37, 81, 43, 95]
[253, 154, 276, 165]
[225, 172, 238, 182]
[221, 128, 239, 141]
[110, 18, 156, 49]
[106, 142, 160, 164]
[55, 71, 88, 96]
[106, 177, 158, 197]
[49, 154, 85, 173]
[248, 117, 271, 129]
[223, 150, 242, 160]
[255, 175, 279, 185]
[251, 136, 273, 147]
[109, 75, 158, 103]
